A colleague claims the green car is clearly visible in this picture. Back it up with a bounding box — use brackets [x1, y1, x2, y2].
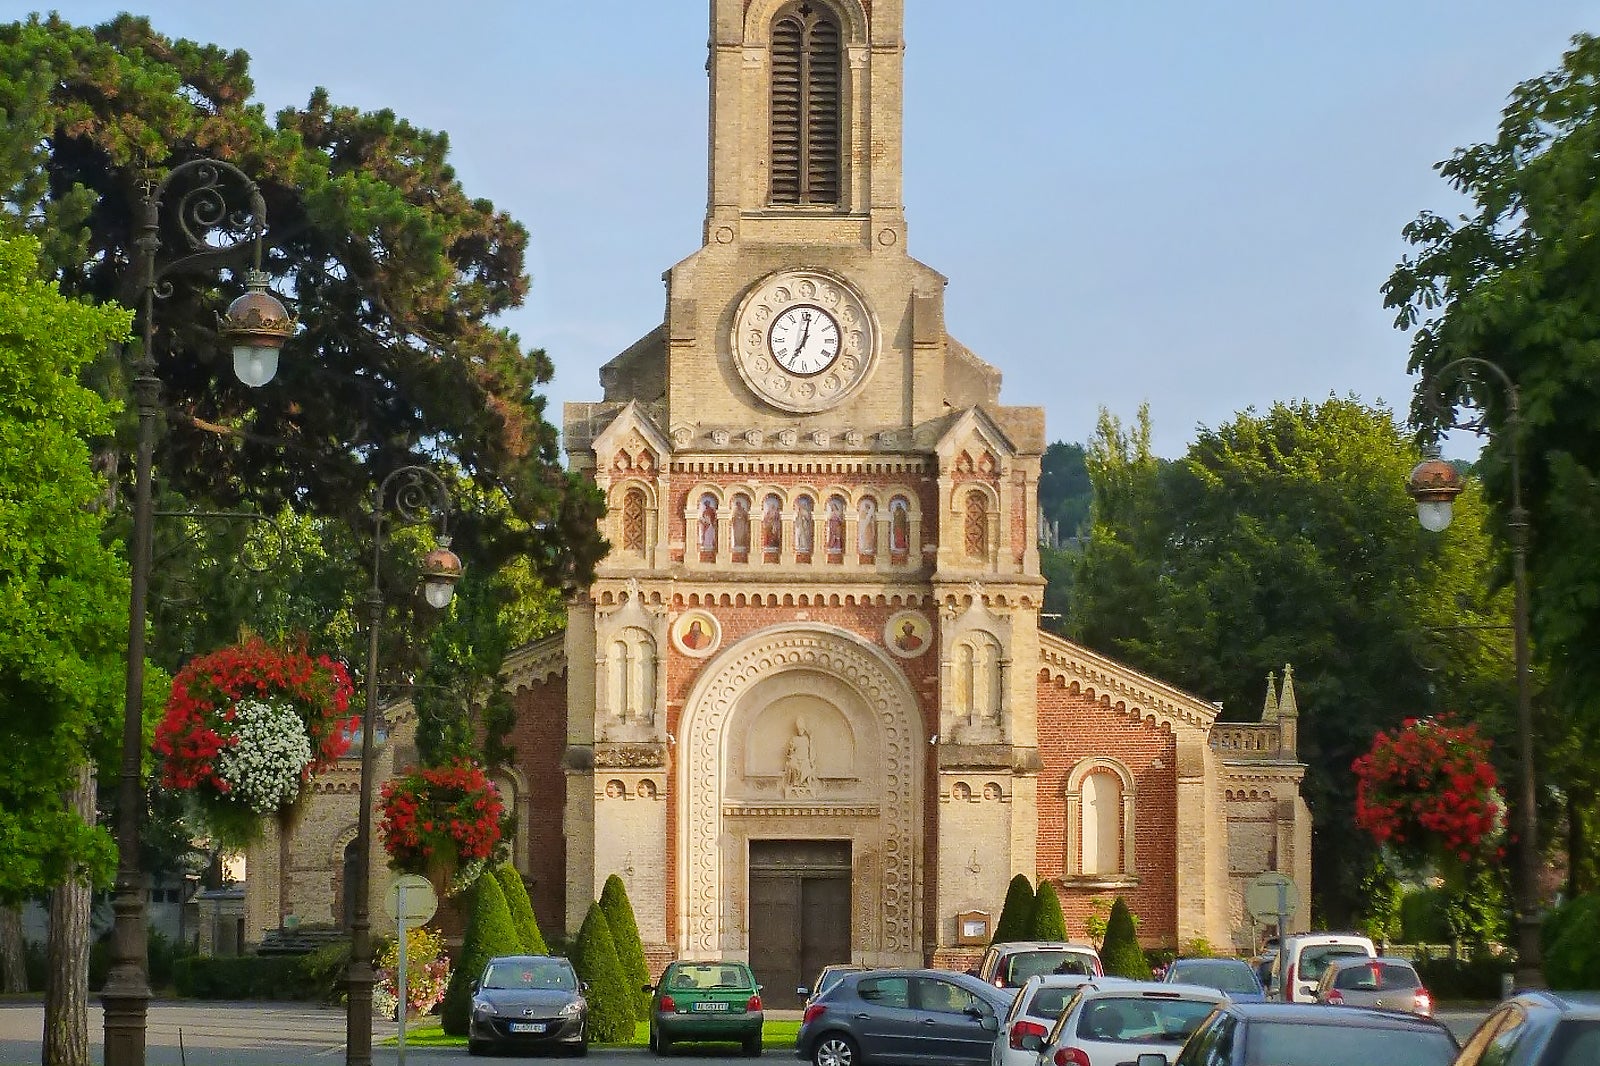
[646, 960, 764, 1056]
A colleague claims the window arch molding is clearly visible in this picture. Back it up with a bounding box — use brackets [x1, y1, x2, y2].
[1063, 757, 1138, 886]
[744, 0, 868, 43]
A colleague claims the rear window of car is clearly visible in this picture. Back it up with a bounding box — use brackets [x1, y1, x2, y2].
[1004, 950, 1097, 984]
[1297, 945, 1372, 982]
[1073, 997, 1217, 1045]
[665, 963, 754, 990]
[1244, 1021, 1456, 1066]
[1333, 962, 1418, 991]
[1025, 986, 1082, 1020]
[1170, 961, 1261, 994]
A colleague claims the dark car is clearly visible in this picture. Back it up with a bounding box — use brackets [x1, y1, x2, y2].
[1163, 957, 1266, 1002]
[647, 959, 764, 1056]
[1143, 1001, 1459, 1066]
[795, 968, 1009, 1066]
[468, 954, 588, 1057]
[1451, 990, 1600, 1066]
[800, 964, 870, 1007]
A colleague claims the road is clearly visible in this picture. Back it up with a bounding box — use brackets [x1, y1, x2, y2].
[0, 1001, 1490, 1066]
[0, 1000, 778, 1066]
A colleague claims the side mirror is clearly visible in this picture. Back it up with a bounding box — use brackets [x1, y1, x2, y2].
[1019, 1033, 1043, 1052]
[796, 986, 811, 997]
[469, 979, 479, 993]
[580, 981, 590, 993]
[1136, 1055, 1168, 1066]
[978, 1012, 999, 1033]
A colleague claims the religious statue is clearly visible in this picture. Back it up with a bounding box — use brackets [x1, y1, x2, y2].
[826, 495, 846, 554]
[858, 496, 878, 556]
[761, 493, 783, 552]
[794, 495, 815, 554]
[698, 494, 718, 554]
[889, 497, 910, 554]
[783, 718, 817, 797]
[731, 494, 751, 553]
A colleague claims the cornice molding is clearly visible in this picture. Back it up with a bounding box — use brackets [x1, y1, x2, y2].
[1037, 630, 1218, 734]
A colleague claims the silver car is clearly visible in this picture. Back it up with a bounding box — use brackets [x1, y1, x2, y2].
[1033, 980, 1224, 1066]
[1313, 956, 1432, 1016]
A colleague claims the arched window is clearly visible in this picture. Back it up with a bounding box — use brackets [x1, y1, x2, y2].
[1081, 773, 1122, 875]
[964, 491, 989, 560]
[621, 488, 646, 553]
[1064, 759, 1137, 882]
[770, 3, 841, 206]
[952, 633, 1004, 726]
[608, 627, 657, 724]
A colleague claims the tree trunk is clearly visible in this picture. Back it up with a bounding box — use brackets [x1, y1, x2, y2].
[0, 906, 27, 993]
[43, 763, 95, 1066]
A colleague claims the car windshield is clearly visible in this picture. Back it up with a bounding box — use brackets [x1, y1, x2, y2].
[483, 961, 576, 991]
[1006, 950, 1096, 983]
[1073, 997, 1217, 1044]
[1026, 985, 1085, 1020]
[1169, 961, 1261, 994]
[1297, 946, 1371, 982]
[667, 964, 753, 990]
[1244, 1022, 1455, 1066]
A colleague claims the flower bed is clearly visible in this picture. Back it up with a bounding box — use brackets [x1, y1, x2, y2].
[379, 760, 504, 880]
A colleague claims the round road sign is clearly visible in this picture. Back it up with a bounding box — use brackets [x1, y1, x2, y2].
[1245, 872, 1300, 924]
[384, 874, 437, 928]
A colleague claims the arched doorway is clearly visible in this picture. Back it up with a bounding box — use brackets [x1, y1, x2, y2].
[677, 624, 924, 973]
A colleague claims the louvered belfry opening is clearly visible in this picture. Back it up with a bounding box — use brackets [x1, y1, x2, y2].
[770, 3, 842, 206]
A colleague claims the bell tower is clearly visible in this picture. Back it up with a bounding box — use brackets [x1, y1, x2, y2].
[706, 0, 906, 247]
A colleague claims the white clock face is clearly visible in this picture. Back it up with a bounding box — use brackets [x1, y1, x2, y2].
[768, 304, 840, 376]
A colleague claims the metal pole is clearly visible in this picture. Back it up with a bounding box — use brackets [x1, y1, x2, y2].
[1505, 386, 1543, 988]
[397, 885, 410, 1066]
[346, 582, 383, 1066]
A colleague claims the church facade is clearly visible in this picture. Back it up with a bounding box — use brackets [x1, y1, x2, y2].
[247, 0, 1312, 995]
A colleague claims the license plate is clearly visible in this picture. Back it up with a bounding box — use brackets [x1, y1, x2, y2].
[509, 1022, 547, 1033]
[692, 1002, 731, 1012]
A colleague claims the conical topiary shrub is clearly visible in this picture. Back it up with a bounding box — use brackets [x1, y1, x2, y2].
[1028, 880, 1069, 942]
[599, 874, 649, 1020]
[570, 901, 634, 1043]
[494, 863, 549, 955]
[1100, 896, 1152, 979]
[992, 874, 1036, 945]
[441, 871, 522, 1034]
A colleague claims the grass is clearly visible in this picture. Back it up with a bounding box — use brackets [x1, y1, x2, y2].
[391, 1018, 802, 1050]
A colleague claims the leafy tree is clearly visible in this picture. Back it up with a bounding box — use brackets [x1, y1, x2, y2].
[569, 901, 633, 1043]
[599, 874, 649, 1021]
[1541, 894, 1600, 990]
[1383, 32, 1600, 900]
[441, 872, 521, 1036]
[1100, 897, 1151, 979]
[493, 864, 548, 957]
[1039, 442, 1092, 545]
[1027, 881, 1069, 942]
[1068, 398, 1508, 924]
[991, 874, 1036, 945]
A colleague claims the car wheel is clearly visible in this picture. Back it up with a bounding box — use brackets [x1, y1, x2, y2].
[743, 1032, 762, 1056]
[467, 1038, 488, 1057]
[573, 1037, 589, 1058]
[812, 1032, 857, 1066]
[657, 1031, 674, 1056]
[648, 1027, 658, 1052]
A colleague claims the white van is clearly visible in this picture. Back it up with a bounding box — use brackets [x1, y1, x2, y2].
[1269, 933, 1376, 1002]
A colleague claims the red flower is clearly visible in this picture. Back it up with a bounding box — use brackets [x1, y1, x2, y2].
[378, 759, 504, 872]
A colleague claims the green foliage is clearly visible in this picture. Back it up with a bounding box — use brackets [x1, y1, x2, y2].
[1397, 871, 1509, 947]
[1027, 881, 1069, 941]
[1543, 894, 1600, 990]
[1358, 860, 1405, 944]
[494, 863, 548, 955]
[1100, 897, 1152, 979]
[1084, 897, 1111, 947]
[1178, 938, 1216, 959]
[1410, 952, 1514, 1000]
[1066, 398, 1509, 924]
[1039, 441, 1092, 543]
[569, 901, 633, 1043]
[0, 234, 132, 903]
[599, 874, 649, 1021]
[992, 874, 1036, 945]
[441, 872, 522, 1035]
[172, 955, 324, 1000]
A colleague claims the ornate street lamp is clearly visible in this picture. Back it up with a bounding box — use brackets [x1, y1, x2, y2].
[103, 160, 295, 1066]
[1406, 355, 1541, 988]
[346, 466, 462, 1066]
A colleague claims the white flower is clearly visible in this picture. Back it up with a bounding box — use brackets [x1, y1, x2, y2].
[215, 698, 313, 814]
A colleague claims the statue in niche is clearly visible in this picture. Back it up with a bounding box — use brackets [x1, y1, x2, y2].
[783, 718, 817, 798]
[889, 496, 910, 554]
[826, 495, 846, 555]
[731, 494, 751, 553]
[858, 497, 878, 555]
[697, 494, 718, 554]
[761, 493, 782, 552]
[794, 496, 815, 554]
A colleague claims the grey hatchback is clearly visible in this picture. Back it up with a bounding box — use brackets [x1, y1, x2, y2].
[1451, 991, 1600, 1066]
[795, 969, 1011, 1066]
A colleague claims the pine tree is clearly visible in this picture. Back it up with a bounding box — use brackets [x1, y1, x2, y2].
[1028, 880, 1069, 942]
[570, 901, 635, 1042]
[441, 872, 522, 1034]
[494, 863, 549, 955]
[1100, 896, 1152, 979]
[599, 874, 650, 1019]
[992, 874, 1036, 945]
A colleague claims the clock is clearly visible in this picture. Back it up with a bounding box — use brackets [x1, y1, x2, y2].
[731, 269, 877, 413]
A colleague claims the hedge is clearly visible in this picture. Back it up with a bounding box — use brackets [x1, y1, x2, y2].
[170, 938, 352, 1001]
[1028, 881, 1069, 941]
[570, 901, 633, 1042]
[599, 874, 649, 1020]
[992, 874, 1036, 945]
[441, 871, 523, 1035]
[1101, 897, 1152, 979]
[494, 864, 549, 955]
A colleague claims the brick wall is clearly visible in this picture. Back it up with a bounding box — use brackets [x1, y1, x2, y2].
[1035, 671, 1179, 945]
[508, 670, 569, 939]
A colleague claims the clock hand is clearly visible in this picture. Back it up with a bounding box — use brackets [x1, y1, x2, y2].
[795, 312, 813, 355]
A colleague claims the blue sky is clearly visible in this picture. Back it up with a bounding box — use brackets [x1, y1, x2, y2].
[36, 1, 1600, 456]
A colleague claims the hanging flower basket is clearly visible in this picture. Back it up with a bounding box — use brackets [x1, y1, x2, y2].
[1353, 715, 1506, 880]
[379, 759, 504, 885]
[152, 635, 355, 842]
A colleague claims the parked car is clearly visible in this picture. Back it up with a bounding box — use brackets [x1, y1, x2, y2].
[993, 973, 1114, 1066]
[975, 941, 1104, 989]
[1252, 951, 1277, 991]
[1162, 958, 1265, 1002]
[800, 964, 869, 1007]
[467, 954, 589, 1057]
[646, 959, 764, 1056]
[1313, 956, 1432, 1016]
[796, 968, 1010, 1066]
[1450, 990, 1600, 1066]
[1033, 979, 1224, 1066]
[1148, 1001, 1459, 1066]
[1268, 933, 1376, 1003]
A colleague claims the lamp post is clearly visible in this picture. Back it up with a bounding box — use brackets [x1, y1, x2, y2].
[346, 466, 463, 1066]
[1405, 354, 1541, 988]
[103, 160, 295, 1066]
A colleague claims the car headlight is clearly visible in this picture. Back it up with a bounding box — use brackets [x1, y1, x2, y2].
[472, 999, 497, 1017]
[559, 1000, 584, 1016]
